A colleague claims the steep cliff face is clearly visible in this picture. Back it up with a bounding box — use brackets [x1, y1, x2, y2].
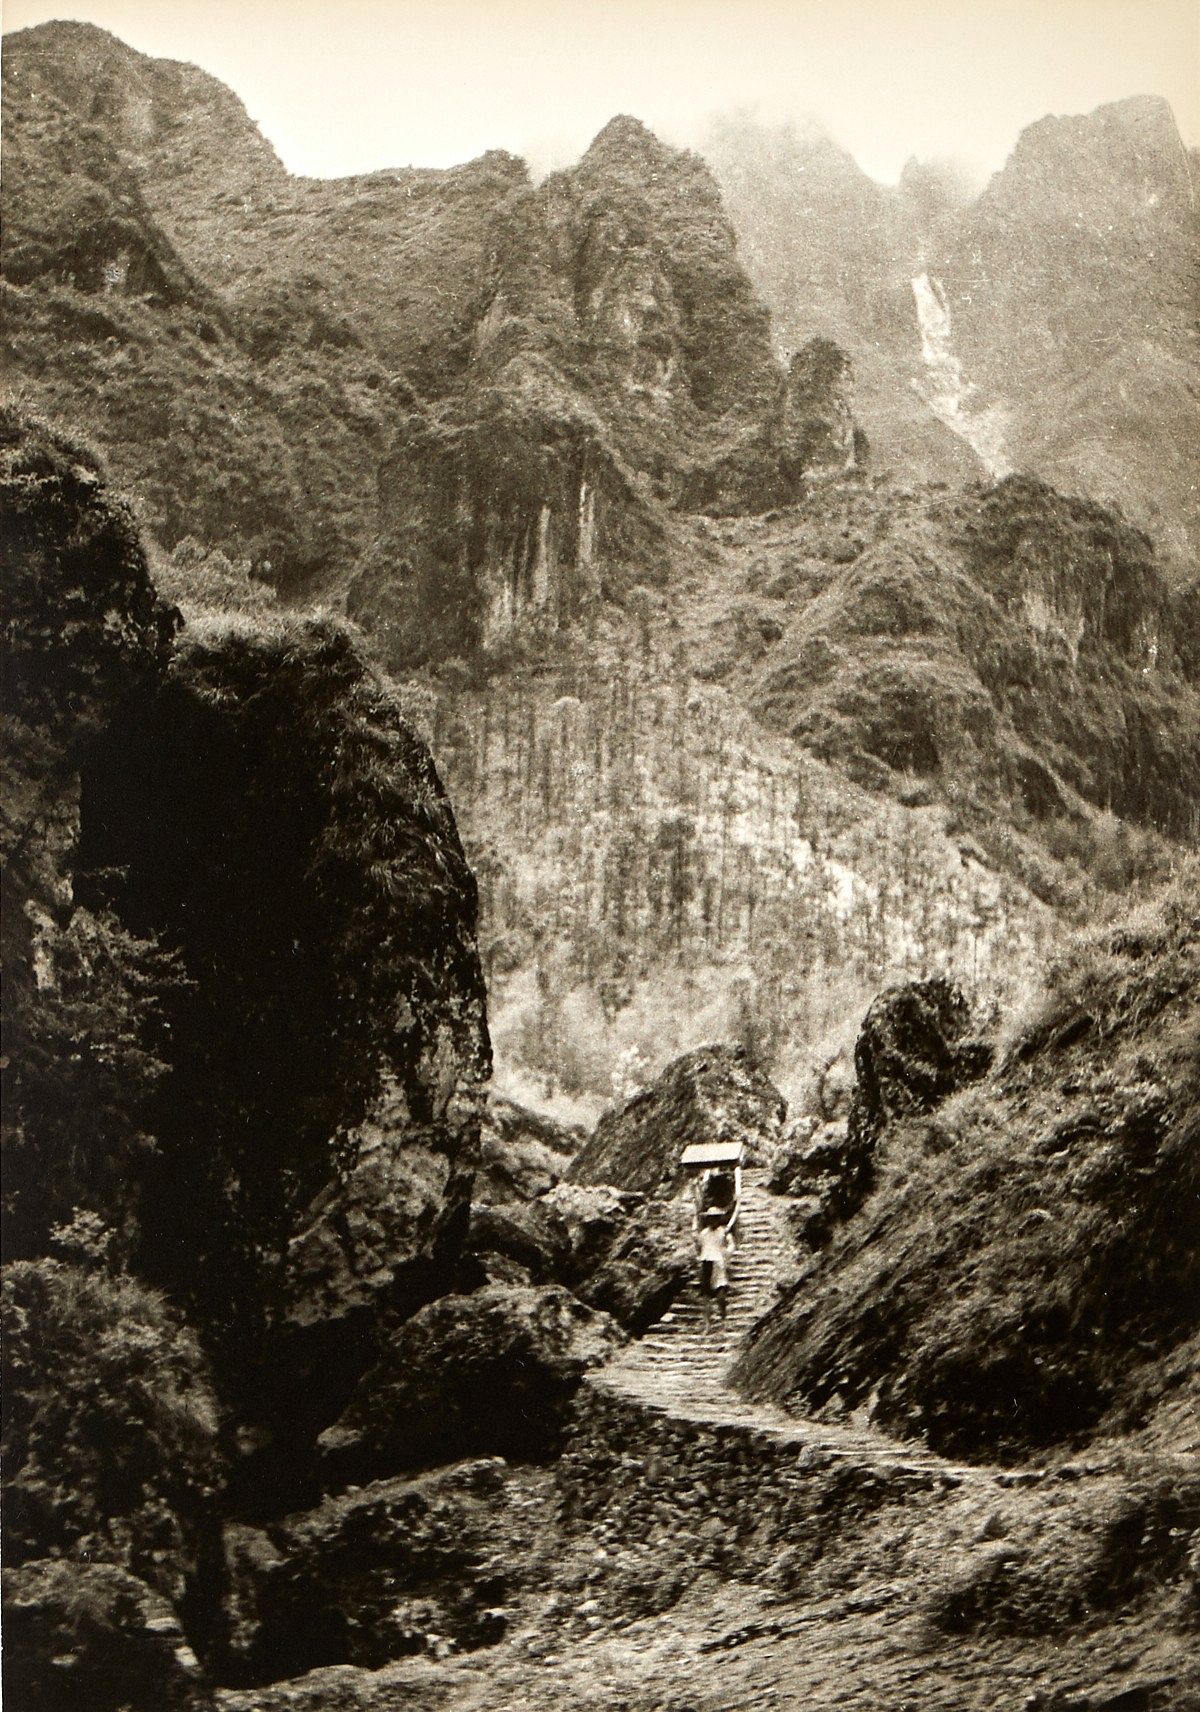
[1, 407, 181, 1260]
[348, 351, 655, 667]
[1, 27, 384, 592]
[705, 115, 977, 487]
[0, 409, 505, 1701]
[708, 100, 1200, 574]
[3, 405, 492, 1513]
[5, 28, 862, 661]
[932, 96, 1200, 572]
[554, 115, 780, 425]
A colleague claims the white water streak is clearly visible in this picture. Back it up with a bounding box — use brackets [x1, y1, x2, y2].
[911, 272, 1011, 477]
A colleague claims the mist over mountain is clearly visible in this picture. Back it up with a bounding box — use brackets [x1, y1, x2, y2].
[707, 99, 1200, 575]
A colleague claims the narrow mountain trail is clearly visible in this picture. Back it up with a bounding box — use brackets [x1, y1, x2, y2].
[588, 1169, 1012, 1491]
[216, 1178, 1195, 1712]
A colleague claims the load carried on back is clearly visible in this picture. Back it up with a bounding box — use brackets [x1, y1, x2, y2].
[681, 1139, 744, 1236]
[681, 1141, 744, 1329]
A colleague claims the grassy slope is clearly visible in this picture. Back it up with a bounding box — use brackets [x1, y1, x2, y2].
[736, 873, 1200, 1464]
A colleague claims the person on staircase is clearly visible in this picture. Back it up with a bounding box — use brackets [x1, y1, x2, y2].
[695, 1206, 734, 1333]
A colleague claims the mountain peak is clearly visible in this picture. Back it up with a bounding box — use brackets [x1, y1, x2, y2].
[1003, 91, 1191, 192]
[583, 115, 672, 168]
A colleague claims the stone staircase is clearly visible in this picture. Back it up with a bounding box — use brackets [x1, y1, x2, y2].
[599, 1168, 797, 1409]
[590, 1169, 1020, 1484]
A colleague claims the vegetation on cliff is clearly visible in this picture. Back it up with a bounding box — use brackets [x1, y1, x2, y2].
[0, 412, 494, 1698]
[736, 874, 1200, 1462]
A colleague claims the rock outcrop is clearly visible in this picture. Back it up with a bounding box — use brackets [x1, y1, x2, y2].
[465, 1181, 693, 1332]
[708, 98, 1200, 572]
[2, 1560, 213, 1712]
[747, 475, 1200, 853]
[1, 408, 180, 1259]
[5, 28, 869, 659]
[474, 1093, 579, 1203]
[569, 1042, 788, 1197]
[319, 1284, 620, 1481]
[76, 612, 491, 1477]
[762, 979, 990, 1246]
[848, 977, 993, 1143]
[222, 1459, 540, 1681]
[963, 96, 1200, 564]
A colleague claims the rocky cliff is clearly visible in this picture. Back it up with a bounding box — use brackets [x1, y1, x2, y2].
[4, 26, 858, 664]
[1, 413, 495, 1699]
[710, 99, 1200, 575]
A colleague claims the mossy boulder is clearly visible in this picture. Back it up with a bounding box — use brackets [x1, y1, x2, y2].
[319, 1285, 619, 1481]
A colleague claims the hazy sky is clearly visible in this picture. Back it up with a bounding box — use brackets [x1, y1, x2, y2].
[3, 0, 1197, 183]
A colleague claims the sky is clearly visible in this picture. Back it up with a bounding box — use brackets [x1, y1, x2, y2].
[2, 0, 1198, 184]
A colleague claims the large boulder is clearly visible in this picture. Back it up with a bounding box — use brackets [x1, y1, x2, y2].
[1, 410, 180, 1261]
[465, 1181, 693, 1331]
[569, 1042, 787, 1196]
[319, 1284, 620, 1481]
[761, 981, 992, 1246]
[736, 886, 1199, 1460]
[221, 1459, 537, 1681]
[849, 976, 994, 1145]
[77, 613, 491, 1475]
[766, 1118, 867, 1248]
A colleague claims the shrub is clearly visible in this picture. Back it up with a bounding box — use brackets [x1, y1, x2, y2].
[2, 1259, 223, 1605]
[1, 906, 182, 1260]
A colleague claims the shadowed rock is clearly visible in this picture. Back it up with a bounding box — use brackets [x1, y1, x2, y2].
[465, 1181, 693, 1332]
[221, 1459, 537, 1681]
[2, 1561, 213, 1712]
[319, 1284, 620, 1482]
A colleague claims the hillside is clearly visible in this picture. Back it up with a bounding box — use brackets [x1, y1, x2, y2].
[735, 877, 1200, 1464]
[420, 465, 1195, 1118]
[936, 95, 1200, 574]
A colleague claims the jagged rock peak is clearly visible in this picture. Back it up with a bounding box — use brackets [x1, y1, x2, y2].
[999, 92, 1193, 197]
[582, 114, 676, 170]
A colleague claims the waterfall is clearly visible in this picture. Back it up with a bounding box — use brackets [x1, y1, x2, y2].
[531, 504, 554, 609]
[577, 480, 596, 582]
[911, 272, 1010, 477]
